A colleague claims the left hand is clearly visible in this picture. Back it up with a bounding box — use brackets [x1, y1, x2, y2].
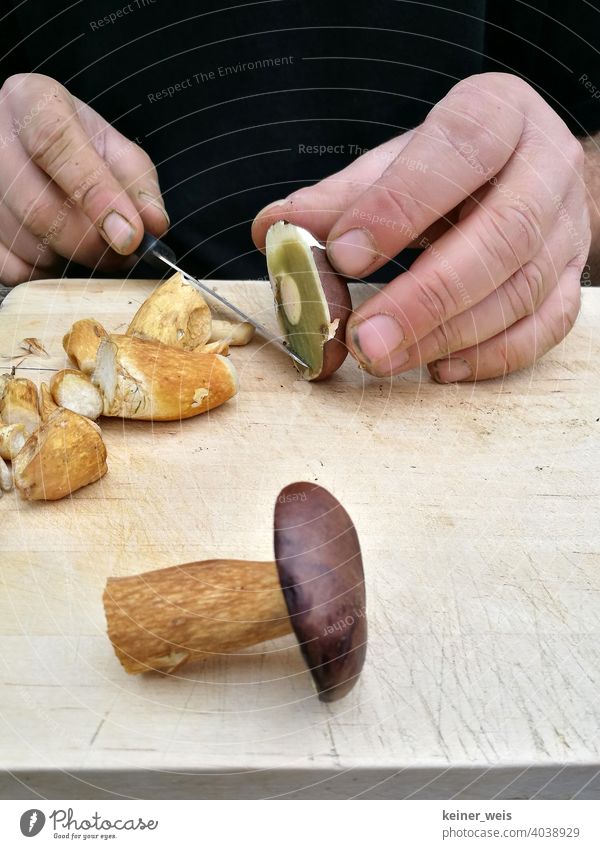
[253, 73, 590, 382]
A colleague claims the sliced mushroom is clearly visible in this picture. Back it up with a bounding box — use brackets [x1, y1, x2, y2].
[127, 272, 212, 351]
[13, 407, 107, 501]
[0, 375, 40, 436]
[63, 319, 109, 375]
[50, 369, 103, 421]
[0, 421, 27, 461]
[266, 221, 352, 381]
[92, 335, 238, 421]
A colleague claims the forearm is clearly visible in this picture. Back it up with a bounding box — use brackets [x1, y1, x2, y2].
[581, 132, 600, 279]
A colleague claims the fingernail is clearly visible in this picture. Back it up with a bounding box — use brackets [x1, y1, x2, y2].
[351, 314, 405, 365]
[328, 228, 377, 276]
[101, 211, 136, 253]
[431, 357, 472, 383]
[139, 191, 170, 227]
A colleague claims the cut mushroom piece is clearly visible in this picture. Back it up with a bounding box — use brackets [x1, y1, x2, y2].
[63, 319, 109, 375]
[92, 334, 238, 421]
[0, 455, 13, 492]
[13, 407, 107, 501]
[50, 369, 103, 421]
[0, 375, 40, 436]
[127, 272, 212, 351]
[199, 339, 230, 356]
[0, 422, 27, 461]
[209, 319, 255, 346]
[266, 221, 352, 381]
[103, 482, 367, 701]
[39, 383, 58, 421]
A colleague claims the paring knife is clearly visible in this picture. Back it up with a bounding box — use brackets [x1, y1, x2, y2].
[136, 233, 309, 369]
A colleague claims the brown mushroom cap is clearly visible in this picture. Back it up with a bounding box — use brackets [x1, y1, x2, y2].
[273, 482, 367, 701]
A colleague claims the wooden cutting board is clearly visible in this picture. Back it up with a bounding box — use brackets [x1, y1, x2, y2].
[1, 279, 600, 800]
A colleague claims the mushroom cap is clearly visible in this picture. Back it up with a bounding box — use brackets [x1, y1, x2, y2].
[273, 482, 367, 702]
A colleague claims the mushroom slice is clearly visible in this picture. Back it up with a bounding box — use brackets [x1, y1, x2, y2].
[13, 408, 107, 501]
[266, 221, 352, 381]
[0, 422, 27, 461]
[50, 369, 103, 421]
[127, 272, 212, 351]
[0, 375, 40, 436]
[63, 319, 109, 375]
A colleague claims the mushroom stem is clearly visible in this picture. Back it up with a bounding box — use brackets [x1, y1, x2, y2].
[104, 559, 292, 675]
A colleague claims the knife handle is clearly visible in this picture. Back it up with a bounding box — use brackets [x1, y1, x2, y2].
[136, 233, 177, 271]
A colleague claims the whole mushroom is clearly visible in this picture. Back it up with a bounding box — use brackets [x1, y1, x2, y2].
[103, 482, 367, 702]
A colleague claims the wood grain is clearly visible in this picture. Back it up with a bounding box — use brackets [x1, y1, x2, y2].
[1, 278, 599, 799]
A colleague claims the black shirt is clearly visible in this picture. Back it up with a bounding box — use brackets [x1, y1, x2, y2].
[3, 0, 600, 278]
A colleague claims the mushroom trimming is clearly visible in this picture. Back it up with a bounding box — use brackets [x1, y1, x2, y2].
[103, 482, 367, 702]
[0, 374, 41, 436]
[91, 334, 238, 420]
[266, 221, 352, 381]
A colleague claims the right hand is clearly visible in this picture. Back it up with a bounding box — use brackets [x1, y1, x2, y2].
[0, 73, 169, 285]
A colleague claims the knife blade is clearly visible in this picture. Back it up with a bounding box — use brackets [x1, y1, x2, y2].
[136, 233, 309, 369]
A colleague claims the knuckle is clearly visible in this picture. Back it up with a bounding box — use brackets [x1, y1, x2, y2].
[492, 335, 519, 376]
[414, 267, 461, 327]
[77, 177, 109, 215]
[429, 88, 500, 176]
[21, 197, 63, 240]
[1, 73, 29, 98]
[429, 320, 465, 358]
[503, 259, 547, 318]
[374, 176, 422, 242]
[26, 114, 73, 171]
[478, 199, 542, 273]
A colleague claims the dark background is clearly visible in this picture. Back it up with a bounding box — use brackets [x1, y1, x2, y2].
[1, 0, 599, 282]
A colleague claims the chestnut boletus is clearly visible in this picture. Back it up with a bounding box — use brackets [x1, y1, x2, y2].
[274, 482, 367, 701]
[266, 221, 352, 381]
[103, 482, 366, 702]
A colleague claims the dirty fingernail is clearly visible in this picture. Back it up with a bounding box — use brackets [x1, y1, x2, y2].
[351, 314, 405, 365]
[139, 191, 170, 227]
[431, 357, 472, 383]
[328, 228, 377, 276]
[101, 211, 136, 253]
